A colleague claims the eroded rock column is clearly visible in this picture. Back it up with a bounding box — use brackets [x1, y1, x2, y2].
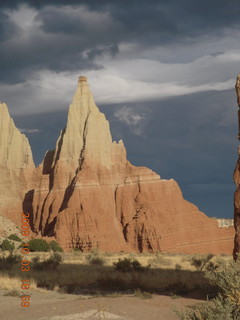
[234, 73, 240, 260]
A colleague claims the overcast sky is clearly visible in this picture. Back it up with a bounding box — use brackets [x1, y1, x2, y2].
[0, 0, 240, 218]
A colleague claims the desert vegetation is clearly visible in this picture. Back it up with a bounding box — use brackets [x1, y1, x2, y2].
[175, 256, 240, 319]
[0, 244, 238, 319]
[0, 248, 232, 297]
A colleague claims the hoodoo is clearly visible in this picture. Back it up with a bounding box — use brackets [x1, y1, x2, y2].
[0, 77, 235, 253]
[234, 73, 240, 260]
[28, 77, 233, 253]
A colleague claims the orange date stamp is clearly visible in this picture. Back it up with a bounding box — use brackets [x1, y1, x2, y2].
[20, 212, 31, 308]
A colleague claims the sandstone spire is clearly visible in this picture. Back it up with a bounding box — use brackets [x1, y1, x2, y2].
[233, 73, 240, 260]
[29, 77, 234, 253]
[0, 102, 34, 223]
[0, 102, 34, 170]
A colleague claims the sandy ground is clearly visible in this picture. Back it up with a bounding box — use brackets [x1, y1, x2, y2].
[0, 289, 205, 320]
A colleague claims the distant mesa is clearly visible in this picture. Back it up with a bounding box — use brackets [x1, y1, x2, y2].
[0, 76, 235, 254]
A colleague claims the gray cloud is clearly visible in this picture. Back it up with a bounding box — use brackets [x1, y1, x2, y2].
[113, 106, 150, 135]
[0, 1, 239, 85]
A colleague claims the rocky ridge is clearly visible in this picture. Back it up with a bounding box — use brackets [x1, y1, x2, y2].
[0, 77, 235, 253]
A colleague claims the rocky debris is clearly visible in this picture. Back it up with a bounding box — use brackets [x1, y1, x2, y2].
[234, 73, 240, 260]
[0, 77, 235, 254]
[0, 214, 22, 239]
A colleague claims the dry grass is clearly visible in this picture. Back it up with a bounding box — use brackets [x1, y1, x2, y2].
[22, 251, 230, 269]
[0, 251, 233, 298]
[0, 274, 38, 291]
[0, 251, 231, 270]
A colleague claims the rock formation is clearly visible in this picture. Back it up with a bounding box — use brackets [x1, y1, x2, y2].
[0, 102, 34, 224]
[234, 73, 240, 260]
[0, 77, 235, 253]
[26, 76, 233, 253]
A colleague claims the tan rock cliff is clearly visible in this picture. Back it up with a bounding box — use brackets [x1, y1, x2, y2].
[0, 102, 34, 223]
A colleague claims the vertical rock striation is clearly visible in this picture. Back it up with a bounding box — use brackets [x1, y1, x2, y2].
[234, 73, 240, 260]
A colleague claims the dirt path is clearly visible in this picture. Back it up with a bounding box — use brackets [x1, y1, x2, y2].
[0, 289, 204, 320]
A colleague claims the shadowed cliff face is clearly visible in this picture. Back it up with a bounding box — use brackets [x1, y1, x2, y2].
[0, 77, 235, 253]
[233, 73, 240, 260]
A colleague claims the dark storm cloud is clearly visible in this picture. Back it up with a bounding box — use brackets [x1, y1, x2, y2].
[0, 11, 18, 42]
[34, 0, 240, 46]
[0, 0, 240, 84]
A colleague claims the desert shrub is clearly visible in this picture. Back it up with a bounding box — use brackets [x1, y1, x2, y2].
[32, 253, 62, 271]
[114, 258, 143, 272]
[5, 254, 21, 264]
[134, 288, 152, 299]
[32, 256, 40, 264]
[8, 234, 22, 242]
[89, 257, 105, 266]
[86, 249, 106, 265]
[190, 254, 214, 271]
[0, 254, 21, 269]
[175, 258, 240, 320]
[0, 239, 15, 252]
[175, 264, 182, 271]
[46, 252, 62, 269]
[28, 239, 50, 252]
[4, 289, 20, 297]
[49, 241, 63, 252]
[148, 253, 172, 268]
[205, 261, 219, 272]
[214, 256, 227, 269]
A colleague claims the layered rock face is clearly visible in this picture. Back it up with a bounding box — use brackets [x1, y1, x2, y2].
[0, 103, 34, 223]
[25, 76, 233, 253]
[234, 73, 240, 260]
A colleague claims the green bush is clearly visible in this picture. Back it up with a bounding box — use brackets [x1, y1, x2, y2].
[49, 241, 63, 252]
[8, 234, 22, 242]
[114, 258, 143, 272]
[28, 239, 50, 252]
[175, 258, 240, 320]
[0, 239, 15, 252]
